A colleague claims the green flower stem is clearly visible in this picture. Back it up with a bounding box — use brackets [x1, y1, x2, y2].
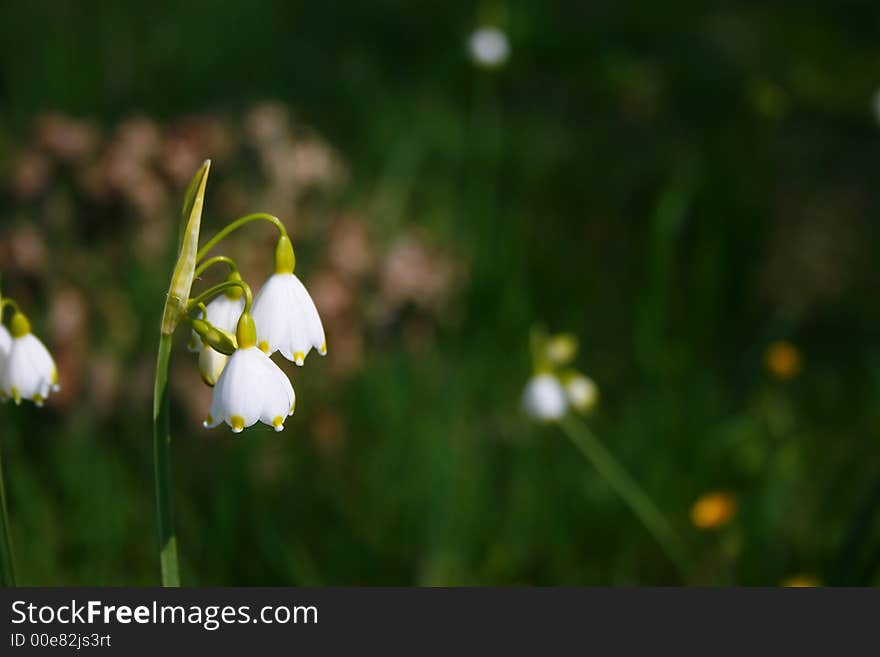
[0, 442, 17, 587]
[558, 414, 688, 576]
[196, 213, 287, 263]
[152, 333, 180, 587]
[194, 256, 238, 279]
[187, 281, 253, 314]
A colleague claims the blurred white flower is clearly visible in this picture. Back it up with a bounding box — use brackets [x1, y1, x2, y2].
[522, 374, 567, 421]
[468, 26, 510, 69]
[0, 313, 60, 406]
[203, 345, 295, 433]
[564, 373, 598, 413]
[252, 272, 326, 365]
[524, 328, 599, 422]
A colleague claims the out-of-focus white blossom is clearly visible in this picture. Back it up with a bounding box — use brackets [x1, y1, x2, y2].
[468, 26, 510, 69]
[522, 374, 567, 421]
[524, 328, 599, 422]
[563, 373, 598, 413]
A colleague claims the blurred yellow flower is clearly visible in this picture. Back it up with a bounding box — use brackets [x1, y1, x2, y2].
[782, 575, 822, 587]
[690, 491, 737, 530]
[765, 341, 802, 380]
[545, 333, 578, 367]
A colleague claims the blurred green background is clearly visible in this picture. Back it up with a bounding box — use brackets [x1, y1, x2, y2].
[1, 1, 880, 586]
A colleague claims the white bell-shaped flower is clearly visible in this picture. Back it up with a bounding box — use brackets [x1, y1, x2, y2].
[0, 312, 60, 406]
[252, 236, 326, 365]
[203, 313, 295, 433]
[522, 373, 567, 422]
[0, 323, 10, 360]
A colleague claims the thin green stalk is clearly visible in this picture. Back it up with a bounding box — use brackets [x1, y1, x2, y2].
[197, 213, 286, 262]
[153, 333, 180, 586]
[194, 256, 238, 279]
[187, 281, 252, 314]
[0, 443, 17, 586]
[559, 414, 688, 576]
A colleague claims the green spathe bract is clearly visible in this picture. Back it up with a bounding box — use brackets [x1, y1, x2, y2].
[153, 159, 211, 587]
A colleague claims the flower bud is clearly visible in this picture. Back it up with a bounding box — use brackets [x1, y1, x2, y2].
[545, 333, 578, 367]
[190, 318, 237, 355]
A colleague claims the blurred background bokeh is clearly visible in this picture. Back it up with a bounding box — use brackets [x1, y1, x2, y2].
[1, 1, 880, 586]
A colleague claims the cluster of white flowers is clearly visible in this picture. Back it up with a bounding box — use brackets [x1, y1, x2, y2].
[522, 331, 598, 422]
[190, 235, 325, 435]
[0, 306, 60, 407]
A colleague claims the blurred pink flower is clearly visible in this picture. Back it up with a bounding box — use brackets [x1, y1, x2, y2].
[89, 352, 121, 417]
[11, 151, 51, 200]
[328, 215, 374, 280]
[309, 269, 355, 321]
[35, 113, 99, 163]
[244, 102, 290, 145]
[160, 134, 201, 187]
[379, 233, 460, 315]
[9, 225, 48, 275]
[48, 287, 89, 346]
[115, 116, 163, 163]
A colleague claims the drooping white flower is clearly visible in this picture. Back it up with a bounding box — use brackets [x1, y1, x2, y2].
[204, 346, 295, 433]
[0, 313, 60, 406]
[252, 273, 326, 365]
[564, 373, 598, 413]
[468, 26, 510, 69]
[203, 312, 295, 433]
[252, 236, 326, 365]
[522, 374, 567, 422]
[0, 324, 10, 361]
[188, 293, 245, 352]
